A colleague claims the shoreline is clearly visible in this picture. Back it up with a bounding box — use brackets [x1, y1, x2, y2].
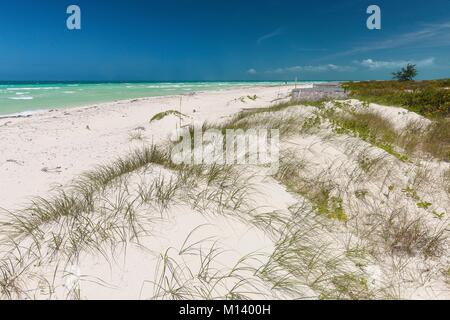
[0, 82, 315, 121]
[0, 82, 306, 118]
[0, 83, 449, 299]
[0, 85, 296, 210]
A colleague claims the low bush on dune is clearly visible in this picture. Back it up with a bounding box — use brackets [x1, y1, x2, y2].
[341, 80, 450, 161]
[150, 110, 186, 122]
[422, 118, 450, 161]
[342, 79, 450, 118]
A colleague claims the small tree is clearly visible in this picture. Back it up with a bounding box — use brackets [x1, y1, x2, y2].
[392, 64, 417, 81]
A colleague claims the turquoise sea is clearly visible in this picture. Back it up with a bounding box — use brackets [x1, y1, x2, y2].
[0, 81, 301, 116]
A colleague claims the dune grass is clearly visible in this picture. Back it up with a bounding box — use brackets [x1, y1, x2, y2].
[421, 119, 450, 161]
[356, 149, 387, 176]
[317, 100, 449, 162]
[397, 118, 450, 161]
[0, 141, 258, 299]
[129, 131, 145, 141]
[444, 168, 450, 195]
[372, 208, 446, 258]
[342, 80, 450, 118]
[0, 93, 449, 299]
[340, 81, 449, 161]
[150, 110, 186, 123]
[256, 211, 374, 299]
[275, 152, 348, 222]
[148, 239, 270, 300]
[324, 107, 410, 162]
[0, 258, 29, 299]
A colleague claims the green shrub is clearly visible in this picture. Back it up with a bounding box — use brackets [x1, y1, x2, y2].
[150, 110, 186, 122]
[342, 80, 450, 118]
[392, 64, 417, 81]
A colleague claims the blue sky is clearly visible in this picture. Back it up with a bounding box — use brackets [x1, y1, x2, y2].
[0, 0, 448, 81]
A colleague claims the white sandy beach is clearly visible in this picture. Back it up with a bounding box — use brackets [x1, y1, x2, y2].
[0, 85, 449, 300]
[0, 85, 297, 299]
[0, 85, 295, 210]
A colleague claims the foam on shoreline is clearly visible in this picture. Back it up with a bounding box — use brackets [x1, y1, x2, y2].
[0, 81, 304, 116]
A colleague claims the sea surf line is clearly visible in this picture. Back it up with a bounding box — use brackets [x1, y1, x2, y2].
[0, 81, 307, 116]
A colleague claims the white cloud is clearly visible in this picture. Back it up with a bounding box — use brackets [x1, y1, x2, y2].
[357, 57, 435, 70]
[264, 64, 356, 74]
[321, 21, 450, 59]
[249, 57, 436, 76]
[257, 27, 284, 44]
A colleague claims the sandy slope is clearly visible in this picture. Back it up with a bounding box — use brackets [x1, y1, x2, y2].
[0, 85, 294, 211]
[0, 86, 449, 300]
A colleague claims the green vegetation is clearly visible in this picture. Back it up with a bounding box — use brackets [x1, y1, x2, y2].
[416, 201, 432, 209]
[233, 100, 301, 119]
[150, 110, 186, 122]
[329, 109, 410, 162]
[432, 211, 445, 220]
[444, 169, 450, 194]
[421, 119, 450, 161]
[397, 118, 450, 161]
[342, 79, 450, 118]
[257, 211, 374, 299]
[392, 64, 418, 81]
[150, 244, 268, 300]
[445, 268, 450, 285]
[379, 209, 445, 258]
[355, 189, 369, 199]
[275, 152, 348, 222]
[322, 99, 449, 161]
[184, 100, 308, 139]
[401, 186, 419, 200]
[236, 95, 258, 103]
[317, 195, 348, 222]
[128, 131, 145, 141]
[0, 145, 252, 277]
[356, 151, 385, 175]
[301, 114, 322, 133]
[1, 91, 449, 299]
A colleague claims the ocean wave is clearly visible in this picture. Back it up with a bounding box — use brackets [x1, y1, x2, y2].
[145, 84, 196, 89]
[0, 108, 50, 119]
[146, 85, 168, 88]
[8, 96, 34, 100]
[6, 87, 61, 91]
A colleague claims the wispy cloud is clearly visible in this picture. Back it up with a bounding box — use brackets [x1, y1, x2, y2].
[264, 64, 356, 74]
[322, 21, 450, 59]
[252, 57, 436, 75]
[293, 48, 329, 52]
[257, 27, 284, 44]
[356, 57, 435, 70]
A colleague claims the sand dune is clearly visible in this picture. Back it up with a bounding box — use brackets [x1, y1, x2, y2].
[0, 85, 449, 299]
